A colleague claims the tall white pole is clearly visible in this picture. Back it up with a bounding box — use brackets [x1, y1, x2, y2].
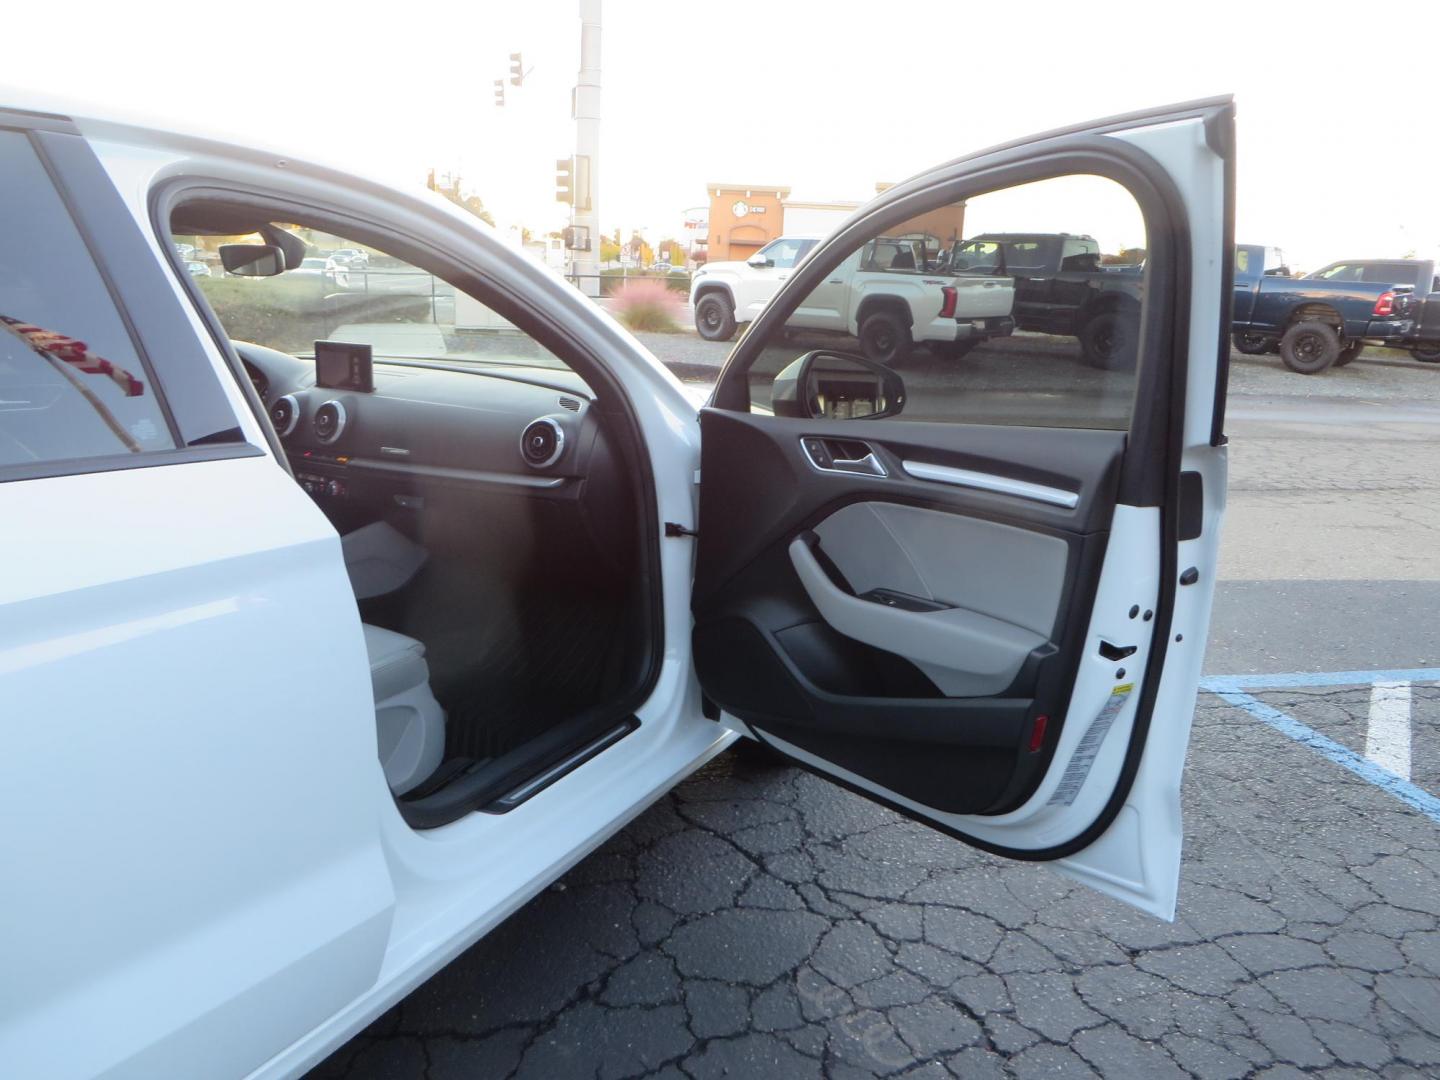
[574, 0, 602, 296]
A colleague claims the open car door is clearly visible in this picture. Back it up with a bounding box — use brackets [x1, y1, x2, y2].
[692, 98, 1234, 919]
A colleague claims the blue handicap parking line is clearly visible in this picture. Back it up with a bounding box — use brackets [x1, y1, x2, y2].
[1199, 669, 1440, 827]
[1203, 668, 1440, 693]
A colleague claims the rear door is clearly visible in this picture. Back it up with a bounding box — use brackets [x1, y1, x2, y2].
[692, 99, 1233, 919]
[0, 114, 393, 1077]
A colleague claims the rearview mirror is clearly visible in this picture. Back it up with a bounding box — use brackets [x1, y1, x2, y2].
[747, 253, 773, 268]
[771, 351, 906, 420]
[220, 244, 286, 277]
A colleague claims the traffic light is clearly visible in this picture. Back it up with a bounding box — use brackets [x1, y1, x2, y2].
[493, 79, 505, 107]
[563, 225, 590, 252]
[556, 158, 573, 205]
[509, 53, 524, 87]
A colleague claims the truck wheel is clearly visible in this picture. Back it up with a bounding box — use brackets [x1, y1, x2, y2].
[1410, 346, 1440, 363]
[1334, 342, 1364, 367]
[1279, 320, 1341, 374]
[1078, 311, 1136, 370]
[858, 311, 912, 366]
[1233, 333, 1272, 355]
[695, 294, 737, 342]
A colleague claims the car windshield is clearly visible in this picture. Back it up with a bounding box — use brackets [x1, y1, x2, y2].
[176, 225, 569, 371]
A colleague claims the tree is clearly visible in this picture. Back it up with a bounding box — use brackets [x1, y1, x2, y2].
[600, 237, 622, 264]
[657, 238, 685, 264]
[426, 168, 496, 226]
[1101, 246, 1146, 266]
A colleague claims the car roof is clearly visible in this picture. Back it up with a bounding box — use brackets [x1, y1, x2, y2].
[0, 84, 470, 228]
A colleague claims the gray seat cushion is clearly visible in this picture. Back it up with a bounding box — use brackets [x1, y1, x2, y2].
[363, 624, 430, 703]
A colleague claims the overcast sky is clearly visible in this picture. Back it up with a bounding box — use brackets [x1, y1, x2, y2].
[8, 1, 1439, 269]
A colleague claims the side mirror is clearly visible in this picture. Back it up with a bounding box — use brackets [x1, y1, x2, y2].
[220, 243, 286, 277]
[747, 253, 773, 268]
[772, 350, 906, 420]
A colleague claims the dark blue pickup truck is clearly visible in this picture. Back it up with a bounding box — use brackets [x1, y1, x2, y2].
[1231, 244, 1419, 373]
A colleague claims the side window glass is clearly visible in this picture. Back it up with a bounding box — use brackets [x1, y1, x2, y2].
[742, 173, 1148, 430]
[176, 226, 574, 374]
[766, 239, 805, 270]
[0, 132, 176, 470]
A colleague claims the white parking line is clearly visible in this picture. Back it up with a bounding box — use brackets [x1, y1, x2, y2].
[1365, 680, 1412, 781]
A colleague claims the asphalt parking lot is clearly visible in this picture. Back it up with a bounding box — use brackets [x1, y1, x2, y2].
[316, 343, 1440, 1079]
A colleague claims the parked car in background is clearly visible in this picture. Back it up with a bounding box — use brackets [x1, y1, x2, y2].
[328, 247, 370, 267]
[1230, 243, 1418, 373]
[783, 234, 1016, 363]
[1306, 258, 1438, 294]
[689, 235, 822, 339]
[1309, 259, 1440, 364]
[948, 232, 1144, 369]
[185, 260, 211, 278]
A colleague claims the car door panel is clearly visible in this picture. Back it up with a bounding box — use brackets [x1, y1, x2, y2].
[693, 99, 1232, 919]
[694, 408, 1125, 816]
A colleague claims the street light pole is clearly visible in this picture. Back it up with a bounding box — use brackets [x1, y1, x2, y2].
[573, 0, 602, 297]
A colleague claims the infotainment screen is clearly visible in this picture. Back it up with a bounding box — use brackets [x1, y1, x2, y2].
[314, 340, 374, 392]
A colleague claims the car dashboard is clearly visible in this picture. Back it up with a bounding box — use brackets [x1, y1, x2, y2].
[233, 341, 632, 568]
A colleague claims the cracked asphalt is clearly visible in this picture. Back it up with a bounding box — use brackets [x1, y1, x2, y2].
[314, 347, 1440, 1079]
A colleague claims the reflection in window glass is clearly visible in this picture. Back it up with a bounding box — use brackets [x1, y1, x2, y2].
[746, 174, 1148, 430]
[0, 131, 176, 468]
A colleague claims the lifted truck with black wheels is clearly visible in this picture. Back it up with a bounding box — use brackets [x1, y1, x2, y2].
[694, 235, 1016, 364]
[947, 232, 1144, 370]
[1230, 243, 1419, 374]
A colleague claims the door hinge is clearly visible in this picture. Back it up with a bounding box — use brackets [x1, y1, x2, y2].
[665, 522, 698, 539]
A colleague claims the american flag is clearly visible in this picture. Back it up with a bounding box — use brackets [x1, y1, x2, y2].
[0, 314, 145, 397]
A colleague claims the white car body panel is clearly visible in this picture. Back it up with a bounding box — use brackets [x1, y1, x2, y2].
[0, 107, 733, 1080]
[0, 88, 1229, 1078]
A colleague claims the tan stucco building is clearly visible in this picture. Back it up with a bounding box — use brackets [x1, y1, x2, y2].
[703, 182, 964, 263]
[705, 184, 789, 262]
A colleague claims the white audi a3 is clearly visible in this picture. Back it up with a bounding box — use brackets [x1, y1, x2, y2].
[0, 90, 1232, 1078]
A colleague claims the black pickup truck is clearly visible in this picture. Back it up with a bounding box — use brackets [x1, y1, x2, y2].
[948, 232, 1142, 369]
[1231, 246, 1422, 373]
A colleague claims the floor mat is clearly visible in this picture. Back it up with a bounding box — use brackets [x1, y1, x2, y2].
[377, 560, 633, 761]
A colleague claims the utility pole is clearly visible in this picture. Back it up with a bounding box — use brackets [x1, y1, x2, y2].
[571, 0, 602, 296]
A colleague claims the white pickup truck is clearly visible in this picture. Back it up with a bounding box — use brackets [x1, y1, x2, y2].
[691, 235, 1015, 364]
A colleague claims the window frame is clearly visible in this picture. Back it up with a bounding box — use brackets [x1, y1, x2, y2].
[150, 173, 669, 749]
[709, 136, 1189, 509]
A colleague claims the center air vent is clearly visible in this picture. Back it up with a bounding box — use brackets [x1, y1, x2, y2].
[313, 400, 347, 444]
[520, 417, 565, 468]
[270, 394, 299, 438]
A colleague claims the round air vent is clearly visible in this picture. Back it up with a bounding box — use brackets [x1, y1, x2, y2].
[519, 417, 565, 468]
[270, 394, 299, 438]
[313, 400, 347, 444]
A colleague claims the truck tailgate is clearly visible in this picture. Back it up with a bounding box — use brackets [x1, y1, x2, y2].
[954, 275, 1016, 318]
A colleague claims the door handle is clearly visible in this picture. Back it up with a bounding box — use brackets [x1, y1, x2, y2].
[828, 278, 844, 284]
[802, 437, 887, 477]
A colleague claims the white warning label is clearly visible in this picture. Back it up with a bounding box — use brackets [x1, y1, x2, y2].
[1046, 682, 1135, 807]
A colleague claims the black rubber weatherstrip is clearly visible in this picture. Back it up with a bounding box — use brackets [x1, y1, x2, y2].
[399, 708, 639, 829]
